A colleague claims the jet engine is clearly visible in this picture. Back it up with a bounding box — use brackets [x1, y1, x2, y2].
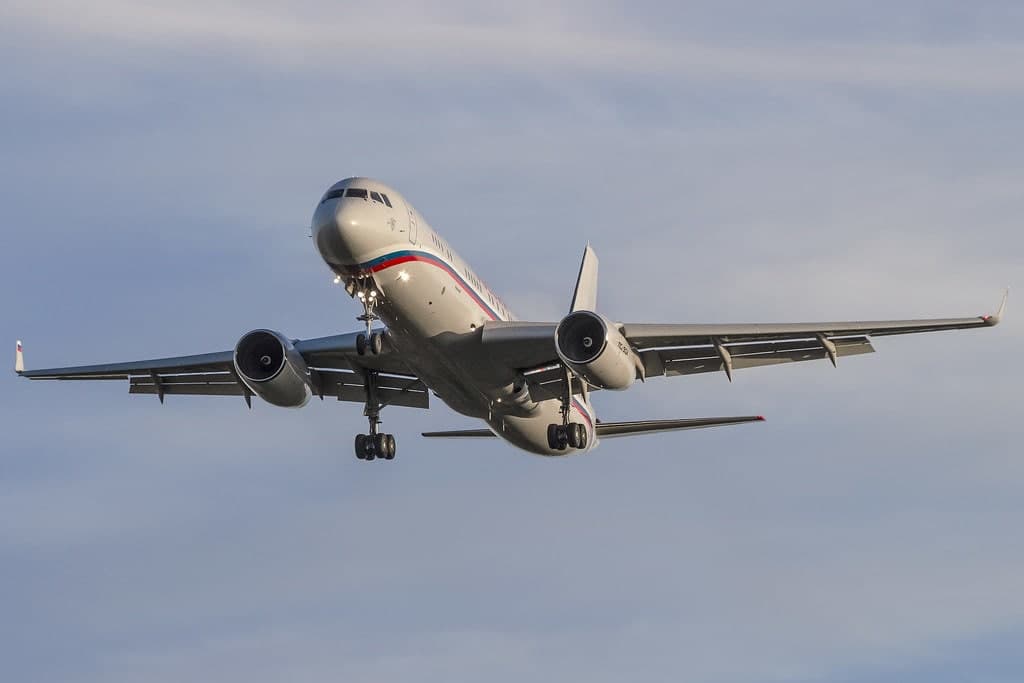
[554, 311, 642, 390]
[233, 329, 313, 408]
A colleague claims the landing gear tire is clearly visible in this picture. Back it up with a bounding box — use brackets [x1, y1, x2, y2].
[373, 433, 388, 457]
[354, 432, 396, 461]
[356, 332, 384, 356]
[547, 424, 560, 450]
[548, 423, 587, 451]
[573, 423, 587, 450]
[567, 423, 585, 449]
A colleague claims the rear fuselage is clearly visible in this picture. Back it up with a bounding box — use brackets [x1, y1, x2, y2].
[311, 177, 595, 455]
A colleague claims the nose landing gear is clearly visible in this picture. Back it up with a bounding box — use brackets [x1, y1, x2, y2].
[346, 274, 385, 356]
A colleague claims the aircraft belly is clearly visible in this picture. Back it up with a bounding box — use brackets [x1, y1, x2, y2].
[366, 246, 597, 456]
[375, 260, 493, 418]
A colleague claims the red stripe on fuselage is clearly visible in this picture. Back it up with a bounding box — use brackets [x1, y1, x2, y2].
[368, 253, 500, 321]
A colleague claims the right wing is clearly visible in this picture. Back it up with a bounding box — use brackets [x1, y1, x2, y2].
[16, 332, 430, 409]
[484, 291, 1006, 386]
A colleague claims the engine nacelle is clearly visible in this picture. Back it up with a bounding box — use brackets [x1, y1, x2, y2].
[554, 311, 642, 390]
[233, 329, 312, 408]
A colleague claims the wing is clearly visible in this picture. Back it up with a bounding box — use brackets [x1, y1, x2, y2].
[15, 332, 429, 409]
[483, 291, 1006, 385]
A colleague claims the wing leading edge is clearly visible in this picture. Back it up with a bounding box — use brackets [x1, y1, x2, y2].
[15, 333, 427, 409]
[482, 290, 1007, 382]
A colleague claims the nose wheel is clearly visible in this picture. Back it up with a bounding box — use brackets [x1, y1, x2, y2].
[355, 331, 385, 356]
[347, 275, 386, 356]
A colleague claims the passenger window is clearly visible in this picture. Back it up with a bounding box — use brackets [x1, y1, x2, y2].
[346, 188, 368, 199]
[380, 193, 393, 208]
[370, 191, 384, 204]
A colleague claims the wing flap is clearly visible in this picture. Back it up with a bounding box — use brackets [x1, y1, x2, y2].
[131, 383, 244, 397]
[645, 336, 874, 377]
[316, 369, 430, 409]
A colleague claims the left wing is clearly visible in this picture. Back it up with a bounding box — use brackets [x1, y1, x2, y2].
[16, 332, 429, 409]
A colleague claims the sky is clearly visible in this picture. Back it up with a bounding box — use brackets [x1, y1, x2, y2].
[1, 1, 1022, 681]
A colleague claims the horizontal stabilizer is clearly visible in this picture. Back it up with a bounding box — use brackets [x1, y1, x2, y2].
[596, 415, 764, 438]
[422, 428, 496, 438]
[423, 416, 764, 440]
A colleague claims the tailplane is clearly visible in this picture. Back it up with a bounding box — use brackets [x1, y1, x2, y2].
[422, 416, 765, 440]
[595, 415, 765, 438]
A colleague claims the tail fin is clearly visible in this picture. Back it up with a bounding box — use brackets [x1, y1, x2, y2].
[570, 244, 599, 312]
[15, 340, 24, 374]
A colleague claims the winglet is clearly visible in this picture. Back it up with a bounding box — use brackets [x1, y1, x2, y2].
[15, 340, 24, 374]
[982, 288, 1009, 326]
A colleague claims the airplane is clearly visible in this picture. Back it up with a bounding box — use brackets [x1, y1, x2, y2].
[16, 177, 1007, 460]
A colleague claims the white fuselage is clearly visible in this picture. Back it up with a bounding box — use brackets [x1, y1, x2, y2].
[311, 177, 596, 456]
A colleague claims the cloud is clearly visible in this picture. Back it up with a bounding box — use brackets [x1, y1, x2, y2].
[2, 2, 1023, 682]
[5, 1, 1024, 91]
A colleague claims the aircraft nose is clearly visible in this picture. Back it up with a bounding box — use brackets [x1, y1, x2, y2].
[312, 197, 376, 265]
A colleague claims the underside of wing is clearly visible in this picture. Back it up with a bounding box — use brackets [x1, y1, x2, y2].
[484, 291, 1005, 386]
[15, 331, 427, 409]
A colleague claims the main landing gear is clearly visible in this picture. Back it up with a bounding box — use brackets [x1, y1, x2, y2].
[355, 432, 396, 461]
[547, 422, 587, 451]
[546, 367, 588, 451]
[353, 369, 397, 461]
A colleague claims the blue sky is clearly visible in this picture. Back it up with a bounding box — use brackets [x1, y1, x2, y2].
[1, 2, 1022, 681]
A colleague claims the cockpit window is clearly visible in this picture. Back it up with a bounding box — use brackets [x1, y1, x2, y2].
[380, 193, 393, 208]
[320, 188, 345, 204]
[346, 188, 368, 199]
[370, 191, 384, 204]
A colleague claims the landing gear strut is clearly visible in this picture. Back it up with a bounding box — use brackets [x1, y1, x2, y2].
[353, 369, 397, 461]
[348, 274, 385, 356]
[546, 366, 588, 451]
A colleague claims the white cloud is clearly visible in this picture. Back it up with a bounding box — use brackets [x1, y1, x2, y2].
[4, 0, 1024, 91]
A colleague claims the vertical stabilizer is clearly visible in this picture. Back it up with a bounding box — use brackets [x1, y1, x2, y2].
[570, 245, 599, 312]
[15, 340, 24, 374]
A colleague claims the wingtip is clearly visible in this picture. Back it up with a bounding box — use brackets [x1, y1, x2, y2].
[756, 415, 766, 422]
[983, 288, 1009, 326]
[15, 339, 24, 375]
